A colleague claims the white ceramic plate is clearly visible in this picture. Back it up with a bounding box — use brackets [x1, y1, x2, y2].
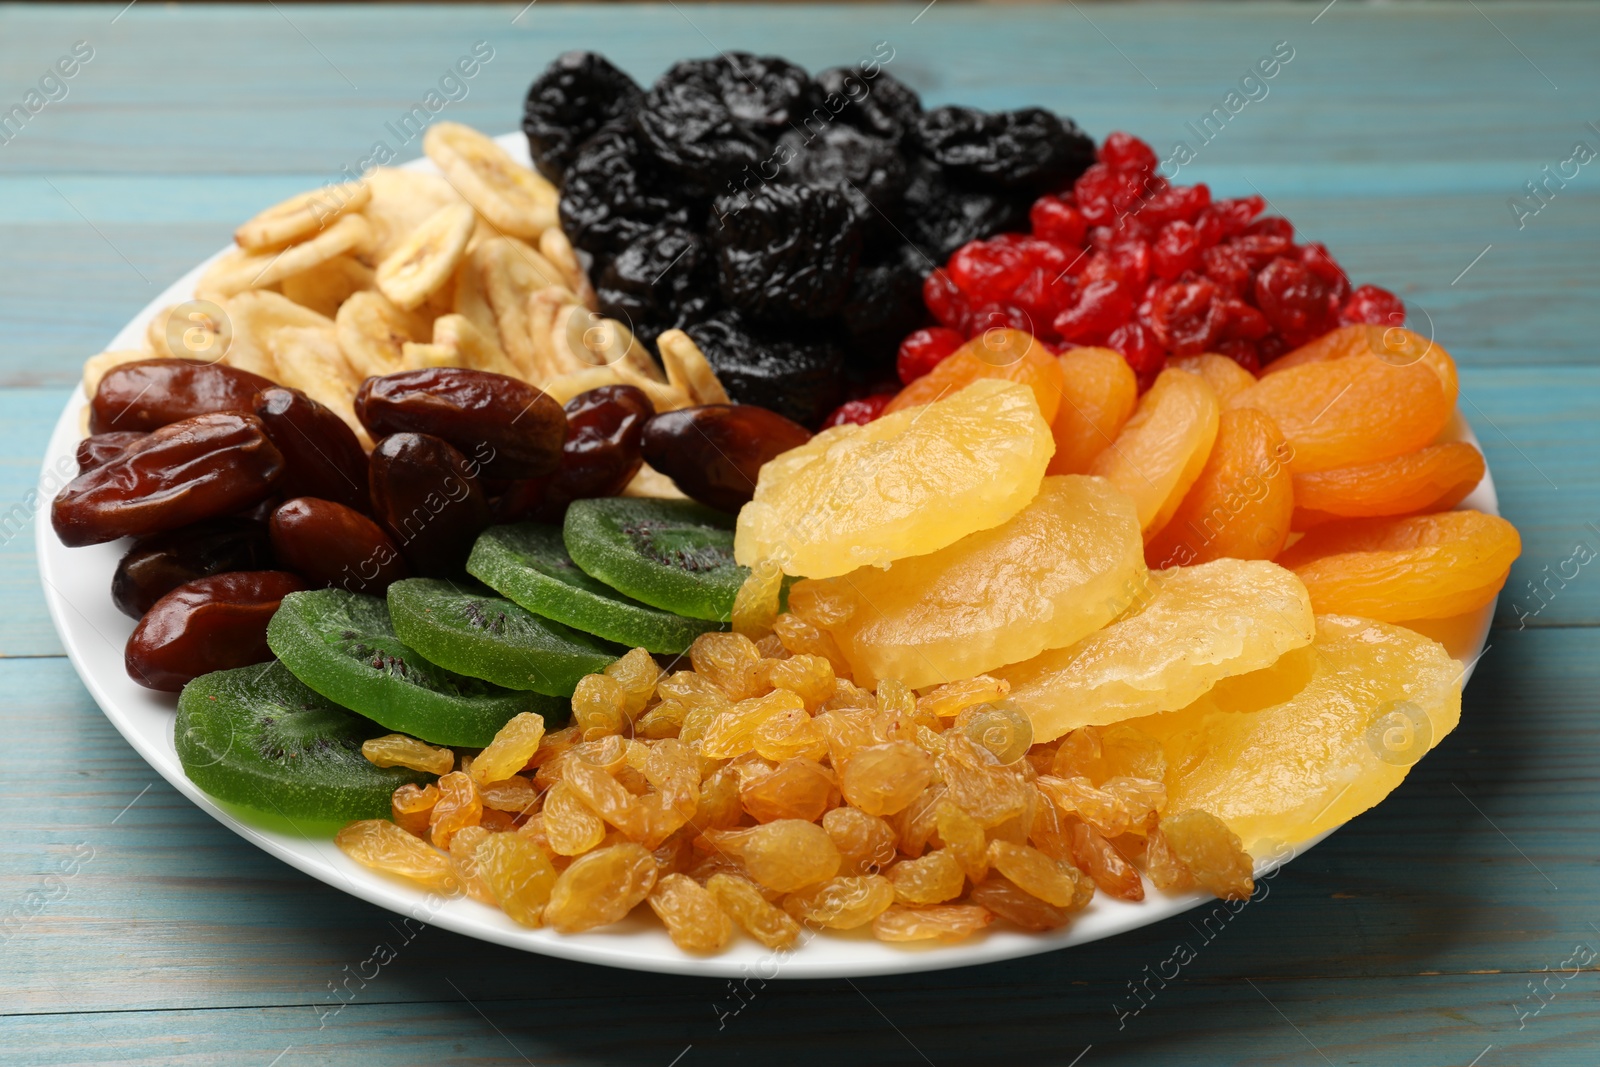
[34, 135, 1499, 978]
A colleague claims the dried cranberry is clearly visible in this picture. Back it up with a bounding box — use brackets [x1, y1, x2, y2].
[1202, 244, 1255, 298]
[1153, 221, 1201, 280]
[1138, 183, 1211, 226]
[1197, 196, 1265, 242]
[1108, 239, 1152, 290]
[1231, 231, 1296, 269]
[948, 236, 1033, 303]
[1097, 132, 1160, 175]
[1150, 279, 1228, 356]
[1244, 216, 1294, 242]
[1219, 298, 1271, 341]
[1053, 279, 1133, 346]
[1213, 338, 1262, 374]
[897, 327, 965, 384]
[1073, 162, 1164, 227]
[971, 302, 1036, 337]
[1030, 195, 1087, 248]
[1105, 322, 1166, 383]
[1254, 258, 1334, 345]
[823, 394, 895, 427]
[1008, 266, 1076, 324]
[1340, 284, 1406, 327]
[1299, 243, 1351, 302]
[922, 268, 972, 333]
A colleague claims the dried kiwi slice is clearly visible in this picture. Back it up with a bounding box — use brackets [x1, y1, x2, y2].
[267, 588, 555, 747]
[175, 663, 429, 826]
[563, 497, 747, 622]
[387, 578, 621, 697]
[468, 523, 723, 654]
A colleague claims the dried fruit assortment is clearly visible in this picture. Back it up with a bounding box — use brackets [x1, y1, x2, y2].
[56, 50, 1521, 961]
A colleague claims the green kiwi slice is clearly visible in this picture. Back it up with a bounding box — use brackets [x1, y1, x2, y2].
[175, 663, 429, 828]
[387, 578, 620, 697]
[562, 497, 747, 622]
[467, 522, 723, 654]
[267, 588, 556, 747]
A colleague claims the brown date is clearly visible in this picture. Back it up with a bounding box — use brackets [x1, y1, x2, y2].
[90, 359, 274, 434]
[369, 433, 491, 577]
[495, 385, 652, 523]
[112, 517, 275, 619]
[270, 497, 409, 595]
[254, 386, 370, 513]
[125, 570, 306, 691]
[354, 368, 566, 480]
[52, 413, 284, 547]
[641, 404, 811, 513]
[76, 431, 146, 474]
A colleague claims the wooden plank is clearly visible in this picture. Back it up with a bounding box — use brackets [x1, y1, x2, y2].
[1, 627, 1596, 1018]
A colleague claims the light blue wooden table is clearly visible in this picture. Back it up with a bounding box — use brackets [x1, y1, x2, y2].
[3, 2, 1598, 1063]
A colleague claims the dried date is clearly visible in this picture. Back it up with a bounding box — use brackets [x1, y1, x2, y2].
[368, 433, 492, 577]
[90, 359, 273, 434]
[354, 369, 566, 480]
[270, 497, 409, 595]
[254, 386, 370, 513]
[76, 432, 146, 474]
[112, 517, 275, 619]
[124, 570, 306, 691]
[641, 404, 810, 513]
[497, 385, 652, 522]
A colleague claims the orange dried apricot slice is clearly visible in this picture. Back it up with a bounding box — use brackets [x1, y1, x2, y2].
[884, 328, 1064, 425]
[1267, 324, 1458, 405]
[1088, 367, 1220, 540]
[1172, 353, 1258, 403]
[801, 475, 1146, 688]
[998, 558, 1315, 742]
[1131, 614, 1462, 849]
[1291, 441, 1485, 529]
[1047, 346, 1137, 475]
[1227, 351, 1450, 473]
[1146, 408, 1294, 568]
[735, 379, 1054, 578]
[1276, 509, 1520, 620]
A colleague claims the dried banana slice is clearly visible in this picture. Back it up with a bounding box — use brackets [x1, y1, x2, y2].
[423, 122, 557, 240]
[225, 290, 337, 380]
[622, 463, 692, 500]
[552, 304, 666, 385]
[451, 257, 499, 342]
[476, 237, 566, 377]
[538, 227, 597, 310]
[360, 167, 461, 262]
[198, 214, 372, 298]
[430, 313, 521, 378]
[280, 256, 376, 319]
[335, 290, 427, 379]
[376, 202, 477, 311]
[657, 329, 730, 406]
[83, 349, 161, 398]
[145, 301, 232, 362]
[527, 284, 581, 382]
[267, 325, 365, 440]
[235, 181, 372, 252]
[400, 342, 463, 371]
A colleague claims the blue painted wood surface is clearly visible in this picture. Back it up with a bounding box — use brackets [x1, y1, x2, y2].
[2, 3, 1598, 1064]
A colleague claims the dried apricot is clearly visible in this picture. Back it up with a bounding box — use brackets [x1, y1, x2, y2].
[1291, 442, 1485, 529]
[1267, 324, 1458, 405]
[1145, 408, 1294, 568]
[1047, 346, 1137, 475]
[1089, 368, 1221, 540]
[1277, 510, 1520, 620]
[1228, 351, 1450, 473]
[1172, 353, 1258, 403]
[884, 329, 1065, 425]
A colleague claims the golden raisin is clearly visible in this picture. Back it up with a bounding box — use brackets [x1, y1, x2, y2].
[472, 712, 546, 786]
[751, 705, 829, 762]
[337, 819, 461, 896]
[709, 819, 841, 893]
[604, 648, 662, 717]
[572, 673, 629, 737]
[695, 766, 745, 831]
[886, 850, 966, 905]
[732, 559, 784, 640]
[689, 632, 766, 700]
[648, 873, 734, 953]
[1069, 820, 1145, 901]
[542, 780, 607, 856]
[955, 702, 1033, 765]
[967, 875, 1074, 931]
[1161, 810, 1255, 900]
[759, 654, 836, 711]
[449, 825, 496, 904]
[635, 700, 687, 740]
[1038, 775, 1135, 838]
[892, 784, 949, 859]
[839, 741, 934, 816]
[701, 689, 807, 759]
[707, 873, 801, 950]
[1143, 825, 1197, 893]
[739, 757, 834, 824]
[478, 775, 539, 816]
[563, 758, 641, 837]
[823, 806, 899, 876]
[937, 735, 1031, 827]
[873, 904, 994, 943]
[772, 612, 850, 676]
[391, 782, 440, 837]
[428, 771, 482, 849]
[362, 734, 455, 776]
[476, 831, 559, 926]
[782, 874, 895, 930]
[987, 840, 1084, 908]
[917, 675, 1010, 720]
[544, 842, 658, 933]
[934, 801, 989, 881]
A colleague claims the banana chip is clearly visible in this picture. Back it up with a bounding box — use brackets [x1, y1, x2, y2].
[423, 122, 557, 240]
[360, 167, 461, 262]
[476, 237, 566, 377]
[267, 325, 366, 440]
[234, 181, 371, 253]
[335, 290, 427, 379]
[377, 202, 477, 311]
[280, 256, 376, 319]
[83, 349, 162, 398]
[431, 313, 520, 377]
[622, 462, 691, 500]
[538, 227, 598, 310]
[198, 214, 372, 298]
[657, 329, 731, 406]
[225, 290, 336, 380]
[145, 302, 232, 362]
[400, 341, 464, 371]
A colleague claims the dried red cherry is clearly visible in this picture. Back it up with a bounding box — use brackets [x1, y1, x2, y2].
[254, 387, 371, 514]
[270, 497, 409, 595]
[897, 327, 965, 384]
[641, 403, 811, 514]
[111, 517, 275, 619]
[823, 394, 894, 428]
[125, 570, 305, 691]
[90, 359, 274, 435]
[1339, 284, 1405, 327]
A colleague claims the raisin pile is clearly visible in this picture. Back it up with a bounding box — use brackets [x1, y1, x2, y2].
[525, 51, 1097, 426]
[911, 130, 1405, 388]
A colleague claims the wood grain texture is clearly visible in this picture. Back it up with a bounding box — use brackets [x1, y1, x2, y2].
[3, 3, 1599, 1064]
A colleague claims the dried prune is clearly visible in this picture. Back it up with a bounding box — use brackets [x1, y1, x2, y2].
[778, 124, 908, 235]
[642, 403, 811, 513]
[815, 66, 923, 145]
[53, 413, 284, 548]
[354, 368, 566, 481]
[713, 53, 815, 132]
[901, 158, 1030, 261]
[594, 224, 719, 343]
[839, 242, 931, 375]
[270, 497, 410, 594]
[76, 431, 145, 474]
[686, 311, 844, 428]
[635, 67, 772, 195]
[125, 570, 306, 691]
[916, 106, 1094, 194]
[560, 123, 699, 260]
[522, 51, 644, 184]
[498, 384, 653, 522]
[111, 517, 274, 619]
[708, 183, 863, 324]
[90, 359, 274, 434]
[368, 432, 492, 577]
[254, 386, 370, 514]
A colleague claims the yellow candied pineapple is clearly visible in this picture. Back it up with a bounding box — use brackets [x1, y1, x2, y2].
[998, 558, 1315, 742]
[734, 379, 1054, 579]
[1132, 614, 1462, 850]
[795, 475, 1144, 689]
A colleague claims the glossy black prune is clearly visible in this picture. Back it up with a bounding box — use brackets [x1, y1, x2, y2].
[634, 73, 771, 195]
[522, 51, 644, 185]
[777, 124, 908, 234]
[815, 66, 923, 145]
[685, 311, 844, 429]
[594, 224, 720, 345]
[901, 157, 1031, 262]
[559, 123, 699, 261]
[111, 517, 275, 619]
[914, 106, 1096, 193]
[839, 242, 933, 376]
[708, 183, 863, 324]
